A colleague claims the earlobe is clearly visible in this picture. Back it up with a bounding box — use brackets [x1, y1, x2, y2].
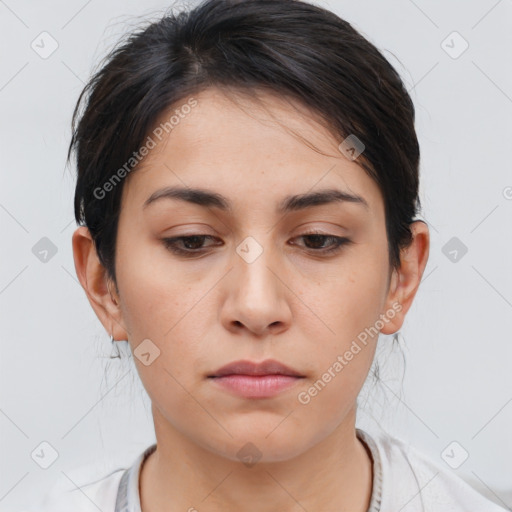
[380, 220, 430, 335]
[71, 226, 128, 341]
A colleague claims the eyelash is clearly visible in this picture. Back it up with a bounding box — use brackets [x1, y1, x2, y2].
[161, 230, 352, 257]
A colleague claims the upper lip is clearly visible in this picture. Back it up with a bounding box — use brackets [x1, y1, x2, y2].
[208, 359, 304, 378]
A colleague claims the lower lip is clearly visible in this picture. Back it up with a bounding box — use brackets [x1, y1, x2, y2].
[209, 374, 303, 398]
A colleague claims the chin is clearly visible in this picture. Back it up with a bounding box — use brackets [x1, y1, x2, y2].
[208, 426, 314, 465]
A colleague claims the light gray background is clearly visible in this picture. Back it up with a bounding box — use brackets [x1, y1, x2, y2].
[1, 0, 511, 509]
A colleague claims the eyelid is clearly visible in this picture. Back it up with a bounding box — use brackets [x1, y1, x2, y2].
[290, 233, 352, 253]
[162, 234, 220, 253]
[161, 232, 352, 257]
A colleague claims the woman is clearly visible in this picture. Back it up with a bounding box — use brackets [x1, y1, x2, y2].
[39, 0, 508, 510]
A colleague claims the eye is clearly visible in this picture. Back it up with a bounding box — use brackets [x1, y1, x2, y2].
[291, 230, 352, 254]
[161, 231, 352, 257]
[162, 235, 221, 256]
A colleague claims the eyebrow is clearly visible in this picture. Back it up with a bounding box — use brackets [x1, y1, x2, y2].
[142, 185, 369, 213]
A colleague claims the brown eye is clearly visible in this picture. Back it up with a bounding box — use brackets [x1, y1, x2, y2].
[292, 232, 352, 254]
[162, 235, 220, 255]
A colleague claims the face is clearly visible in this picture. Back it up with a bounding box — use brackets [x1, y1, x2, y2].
[95, 87, 407, 462]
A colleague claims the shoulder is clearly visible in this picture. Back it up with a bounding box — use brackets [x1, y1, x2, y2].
[357, 428, 508, 512]
[30, 467, 125, 512]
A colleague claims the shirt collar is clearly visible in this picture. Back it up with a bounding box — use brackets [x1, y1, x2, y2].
[115, 430, 382, 512]
[115, 443, 157, 512]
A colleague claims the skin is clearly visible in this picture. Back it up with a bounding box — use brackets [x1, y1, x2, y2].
[72, 86, 429, 512]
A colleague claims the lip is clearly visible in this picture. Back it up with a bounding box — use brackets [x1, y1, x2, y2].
[207, 359, 305, 399]
[209, 374, 303, 399]
[208, 359, 304, 378]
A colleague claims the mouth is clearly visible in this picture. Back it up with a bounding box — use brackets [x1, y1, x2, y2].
[207, 359, 305, 399]
[207, 359, 305, 378]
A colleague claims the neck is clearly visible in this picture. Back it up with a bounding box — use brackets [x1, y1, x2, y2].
[140, 406, 373, 512]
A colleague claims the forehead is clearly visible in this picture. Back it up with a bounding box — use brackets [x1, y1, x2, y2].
[120, 87, 383, 216]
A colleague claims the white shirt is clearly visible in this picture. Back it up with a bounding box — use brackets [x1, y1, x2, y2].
[32, 428, 508, 512]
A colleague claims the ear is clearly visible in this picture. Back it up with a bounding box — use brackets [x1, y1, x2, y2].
[380, 220, 430, 335]
[71, 226, 129, 341]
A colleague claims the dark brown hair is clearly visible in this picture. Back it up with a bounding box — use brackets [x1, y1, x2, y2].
[68, 0, 421, 289]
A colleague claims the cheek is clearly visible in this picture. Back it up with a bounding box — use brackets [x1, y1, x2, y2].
[302, 251, 389, 343]
[295, 249, 389, 396]
[294, 276, 381, 431]
[116, 239, 198, 337]
[116, 243, 214, 370]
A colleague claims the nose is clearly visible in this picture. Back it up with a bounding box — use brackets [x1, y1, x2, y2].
[219, 236, 293, 337]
